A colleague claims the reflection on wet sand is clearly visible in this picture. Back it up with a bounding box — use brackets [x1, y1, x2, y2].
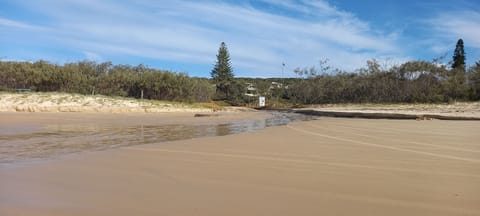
[0, 112, 315, 164]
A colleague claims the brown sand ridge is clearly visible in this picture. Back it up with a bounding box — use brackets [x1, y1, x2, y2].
[1, 115, 479, 215]
[303, 102, 480, 118]
[0, 92, 214, 113]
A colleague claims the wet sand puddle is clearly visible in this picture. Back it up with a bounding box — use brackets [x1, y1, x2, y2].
[0, 112, 315, 164]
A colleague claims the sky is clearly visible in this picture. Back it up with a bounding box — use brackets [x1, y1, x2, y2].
[1, 0, 480, 77]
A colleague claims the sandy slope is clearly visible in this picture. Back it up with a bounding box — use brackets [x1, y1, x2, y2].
[0, 92, 213, 113]
[1, 117, 479, 216]
[307, 102, 480, 118]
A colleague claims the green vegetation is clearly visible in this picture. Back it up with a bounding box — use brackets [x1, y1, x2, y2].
[452, 39, 466, 72]
[468, 61, 480, 100]
[210, 42, 240, 103]
[287, 60, 451, 104]
[0, 39, 478, 107]
[264, 39, 479, 105]
[0, 61, 214, 103]
[210, 42, 247, 105]
[211, 42, 234, 99]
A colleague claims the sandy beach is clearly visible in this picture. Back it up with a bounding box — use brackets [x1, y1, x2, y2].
[1, 114, 479, 215]
[2, 0, 480, 215]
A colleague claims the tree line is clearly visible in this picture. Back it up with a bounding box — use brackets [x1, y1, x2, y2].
[284, 59, 479, 104]
[211, 39, 480, 106]
[282, 39, 480, 104]
[0, 60, 214, 102]
[1, 39, 479, 105]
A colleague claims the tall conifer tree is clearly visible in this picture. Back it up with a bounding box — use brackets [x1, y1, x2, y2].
[452, 39, 466, 72]
[211, 42, 234, 99]
[448, 39, 468, 100]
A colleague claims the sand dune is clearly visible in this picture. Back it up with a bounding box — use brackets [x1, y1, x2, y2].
[0, 92, 213, 113]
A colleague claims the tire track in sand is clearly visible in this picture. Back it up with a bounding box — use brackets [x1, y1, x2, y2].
[286, 124, 480, 163]
[124, 147, 480, 178]
[306, 122, 480, 153]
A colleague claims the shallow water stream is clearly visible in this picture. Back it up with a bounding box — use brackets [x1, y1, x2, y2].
[0, 111, 316, 164]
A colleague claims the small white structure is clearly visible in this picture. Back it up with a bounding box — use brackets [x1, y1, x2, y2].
[269, 81, 283, 90]
[245, 82, 258, 97]
[259, 96, 266, 107]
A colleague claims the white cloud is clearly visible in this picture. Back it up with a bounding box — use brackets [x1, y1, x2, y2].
[428, 10, 480, 49]
[0, 18, 46, 30]
[4, 0, 403, 77]
[418, 10, 480, 65]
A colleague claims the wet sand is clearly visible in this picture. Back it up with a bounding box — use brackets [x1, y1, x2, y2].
[1, 117, 480, 215]
[0, 111, 309, 163]
[0, 111, 269, 135]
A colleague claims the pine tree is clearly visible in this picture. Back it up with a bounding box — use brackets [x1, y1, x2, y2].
[448, 39, 468, 100]
[452, 39, 466, 72]
[211, 42, 234, 99]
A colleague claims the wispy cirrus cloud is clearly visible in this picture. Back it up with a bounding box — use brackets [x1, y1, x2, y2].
[428, 10, 480, 48]
[417, 9, 480, 64]
[1, 0, 406, 77]
[0, 17, 47, 30]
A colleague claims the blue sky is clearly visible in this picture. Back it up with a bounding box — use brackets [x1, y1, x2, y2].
[1, 0, 479, 77]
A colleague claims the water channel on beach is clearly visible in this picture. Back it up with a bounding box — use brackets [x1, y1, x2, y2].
[0, 111, 317, 164]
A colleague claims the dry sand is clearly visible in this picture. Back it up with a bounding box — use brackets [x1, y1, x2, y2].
[307, 102, 480, 118]
[1, 116, 479, 216]
[0, 92, 214, 113]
